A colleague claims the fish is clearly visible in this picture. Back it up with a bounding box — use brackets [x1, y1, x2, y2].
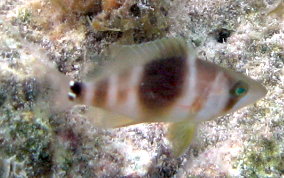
[36, 37, 267, 157]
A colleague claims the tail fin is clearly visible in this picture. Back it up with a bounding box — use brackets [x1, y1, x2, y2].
[30, 58, 74, 112]
[16, 38, 75, 112]
[2, 21, 75, 112]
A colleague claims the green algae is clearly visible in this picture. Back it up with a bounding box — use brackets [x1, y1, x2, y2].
[0, 96, 83, 177]
[17, 8, 32, 24]
[237, 138, 284, 177]
[0, 81, 53, 176]
[0, 74, 69, 177]
[0, 91, 6, 107]
[0, 108, 53, 177]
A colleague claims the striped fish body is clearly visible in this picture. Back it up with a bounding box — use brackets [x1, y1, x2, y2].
[67, 38, 266, 156]
[69, 38, 266, 125]
[19, 33, 266, 157]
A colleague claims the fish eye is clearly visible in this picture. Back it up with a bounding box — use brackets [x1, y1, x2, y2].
[230, 81, 248, 97]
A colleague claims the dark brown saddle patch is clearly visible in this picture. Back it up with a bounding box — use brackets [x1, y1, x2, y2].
[139, 56, 188, 111]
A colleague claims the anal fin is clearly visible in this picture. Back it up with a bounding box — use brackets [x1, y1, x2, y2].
[84, 106, 138, 128]
[167, 121, 197, 157]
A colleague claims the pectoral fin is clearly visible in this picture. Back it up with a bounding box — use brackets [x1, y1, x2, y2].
[167, 121, 197, 157]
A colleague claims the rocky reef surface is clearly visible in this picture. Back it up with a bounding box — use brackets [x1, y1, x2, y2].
[0, 0, 283, 177]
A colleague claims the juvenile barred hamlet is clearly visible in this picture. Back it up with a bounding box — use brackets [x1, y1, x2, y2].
[37, 38, 267, 156]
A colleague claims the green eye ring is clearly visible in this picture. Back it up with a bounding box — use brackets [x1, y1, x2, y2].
[230, 81, 248, 97]
[235, 87, 246, 96]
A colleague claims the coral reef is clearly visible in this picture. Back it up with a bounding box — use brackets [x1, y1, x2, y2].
[90, 0, 169, 43]
[0, 0, 283, 177]
[237, 138, 284, 177]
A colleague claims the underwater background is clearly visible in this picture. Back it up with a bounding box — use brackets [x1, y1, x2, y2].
[0, 0, 283, 177]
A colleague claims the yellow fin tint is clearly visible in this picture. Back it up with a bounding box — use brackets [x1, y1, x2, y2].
[84, 107, 137, 128]
[87, 37, 194, 81]
[167, 121, 197, 157]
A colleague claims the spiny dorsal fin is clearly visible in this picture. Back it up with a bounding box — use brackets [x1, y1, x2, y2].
[88, 37, 195, 81]
[167, 121, 197, 157]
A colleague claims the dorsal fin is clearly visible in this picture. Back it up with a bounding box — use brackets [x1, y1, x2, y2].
[86, 37, 195, 81]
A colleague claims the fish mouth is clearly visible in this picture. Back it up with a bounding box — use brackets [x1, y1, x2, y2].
[249, 81, 267, 101]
